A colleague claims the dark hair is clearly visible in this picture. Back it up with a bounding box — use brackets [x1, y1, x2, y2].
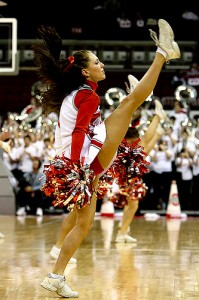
[125, 127, 139, 139]
[32, 158, 42, 169]
[32, 25, 93, 115]
[169, 116, 176, 121]
[24, 134, 32, 141]
[43, 137, 50, 143]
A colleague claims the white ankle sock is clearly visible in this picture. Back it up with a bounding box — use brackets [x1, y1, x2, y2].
[156, 47, 167, 59]
[48, 273, 65, 279]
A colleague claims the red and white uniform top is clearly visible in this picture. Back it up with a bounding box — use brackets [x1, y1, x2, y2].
[55, 80, 106, 166]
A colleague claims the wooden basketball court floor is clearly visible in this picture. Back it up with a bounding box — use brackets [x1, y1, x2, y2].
[1, 212, 199, 300]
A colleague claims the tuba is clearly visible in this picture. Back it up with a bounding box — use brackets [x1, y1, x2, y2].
[174, 84, 197, 105]
[104, 87, 126, 107]
[16, 81, 47, 125]
[17, 105, 43, 123]
[174, 83, 197, 121]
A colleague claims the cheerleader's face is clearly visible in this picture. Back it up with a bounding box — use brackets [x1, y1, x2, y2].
[82, 52, 106, 83]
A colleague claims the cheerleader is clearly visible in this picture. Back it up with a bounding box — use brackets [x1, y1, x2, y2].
[33, 20, 180, 298]
[109, 96, 166, 243]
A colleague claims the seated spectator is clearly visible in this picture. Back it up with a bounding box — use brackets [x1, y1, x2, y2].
[180, 62, 199, 87]
[16, 158, 46, 216]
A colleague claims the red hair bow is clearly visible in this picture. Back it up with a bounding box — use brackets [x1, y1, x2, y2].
[64, 56, 74, 72]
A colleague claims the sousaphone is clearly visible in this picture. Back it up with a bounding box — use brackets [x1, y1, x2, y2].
[18, 105, 43, 123]
[16, 81, 47, 124]
[175, 84, 197, 105]
[104, 87, 126, 107]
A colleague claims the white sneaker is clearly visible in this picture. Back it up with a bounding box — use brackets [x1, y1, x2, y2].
[16, 207, 27, 216]
[154, 99, 167, 121]
[127, 74, 139, 93]
[41, 274, 79, 298]
[115, 233, 137, 243]
[118, 221, 130, 234]
[149, 19, 181, 61]
[36, 207, 43, 216]
[127, 74, 153, 101]
[50, 245, 77, 264]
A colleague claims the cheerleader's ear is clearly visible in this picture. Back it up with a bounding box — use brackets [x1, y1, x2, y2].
[82, 69, 89, 78]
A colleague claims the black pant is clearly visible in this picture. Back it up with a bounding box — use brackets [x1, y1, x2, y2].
[16, 188, 46, 213]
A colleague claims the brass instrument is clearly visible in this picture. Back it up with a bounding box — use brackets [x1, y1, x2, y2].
[104, 87, 126, 107]
[175, 84, 197, 105]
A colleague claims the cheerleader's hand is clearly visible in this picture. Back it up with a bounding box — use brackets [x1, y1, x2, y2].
[0, 131, 11, 141]
[0, 140, 11, 153]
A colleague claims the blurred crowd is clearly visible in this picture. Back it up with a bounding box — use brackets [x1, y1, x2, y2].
[1, 60, 199, 216]
[0, 86, 199, 216]
[0, 109, 58, 216]
[110, 97, 199, 213]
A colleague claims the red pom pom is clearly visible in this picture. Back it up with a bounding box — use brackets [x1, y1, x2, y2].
[109, 176, 148, 208]
[126, 177, 148, 201]
[109, 193, 128, 208]
[110, 138, 150, 186]
[97, 169, 114, 199]
[41, 155, 95, 211]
